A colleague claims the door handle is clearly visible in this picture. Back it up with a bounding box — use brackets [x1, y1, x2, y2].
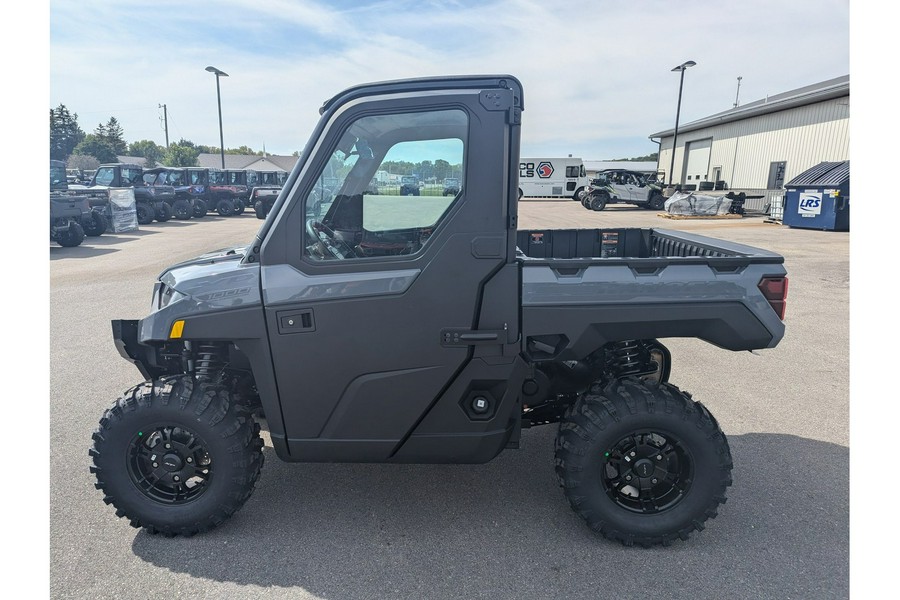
[440, 328, 506, 347]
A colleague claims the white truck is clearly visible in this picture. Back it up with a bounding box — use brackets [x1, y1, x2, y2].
[518, 157, 588, 200]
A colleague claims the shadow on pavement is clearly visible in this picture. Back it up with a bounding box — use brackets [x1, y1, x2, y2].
[50, 245, 120, 259]
[131, 431, 848, 600]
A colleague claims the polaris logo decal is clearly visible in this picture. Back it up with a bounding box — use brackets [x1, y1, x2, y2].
[798, 192, 822, 216]
[537, 162, 554, 178]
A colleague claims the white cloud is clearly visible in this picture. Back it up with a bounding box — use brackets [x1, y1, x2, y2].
[50, 0, 849, 159]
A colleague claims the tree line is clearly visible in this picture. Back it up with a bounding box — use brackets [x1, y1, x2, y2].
[50, 103, 276, 170]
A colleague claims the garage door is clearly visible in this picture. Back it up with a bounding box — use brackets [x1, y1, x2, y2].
[683, 138, 712, 185]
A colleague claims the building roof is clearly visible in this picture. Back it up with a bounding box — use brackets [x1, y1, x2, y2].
[117, 155, 147, 166]
[649, 75, 849, 139]
[197, 153, 300, 172]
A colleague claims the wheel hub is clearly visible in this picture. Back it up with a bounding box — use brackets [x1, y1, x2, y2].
[601, 431, 692, 514]
[161, 453, 183, 471]
[127, 426, 213, 504]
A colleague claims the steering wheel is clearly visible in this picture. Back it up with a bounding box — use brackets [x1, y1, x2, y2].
[306, 219, 358, 259]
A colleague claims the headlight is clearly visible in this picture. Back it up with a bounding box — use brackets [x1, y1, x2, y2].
[156, 283, 188, 309]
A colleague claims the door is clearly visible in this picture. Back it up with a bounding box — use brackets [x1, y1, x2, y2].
[768, 161, 787, 189]
[258, 84, 519, 461]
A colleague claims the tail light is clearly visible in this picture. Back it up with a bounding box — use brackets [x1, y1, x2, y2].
[758, 276, 788, 320]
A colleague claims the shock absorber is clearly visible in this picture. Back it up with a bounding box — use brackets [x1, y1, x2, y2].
[194, 342, 228, 381]
[608, 340, 645, 377]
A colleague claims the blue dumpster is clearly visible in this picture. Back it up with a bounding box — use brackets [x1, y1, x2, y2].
[783, 161, 849, 231]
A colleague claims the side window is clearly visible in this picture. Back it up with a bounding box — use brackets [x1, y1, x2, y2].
[565, 166, 578, 178]
[304, 108, 467, 261]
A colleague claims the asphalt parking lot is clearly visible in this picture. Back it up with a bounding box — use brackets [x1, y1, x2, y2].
[49, 202, 849, 599]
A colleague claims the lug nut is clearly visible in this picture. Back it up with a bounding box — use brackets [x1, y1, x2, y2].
[165, 443, 171, 449]
[651, 478, 658, 484]
[656, 455, 663, 460]
[630, 451, 636, 457]
[625, 475, 632, 481]
[186, 457, 193, 463]
[173, 475, 180, 482]
[152, 462, 159, 468]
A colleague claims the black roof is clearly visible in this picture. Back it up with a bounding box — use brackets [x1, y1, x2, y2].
[786, 161, 850, 187]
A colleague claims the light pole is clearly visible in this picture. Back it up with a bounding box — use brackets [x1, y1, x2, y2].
[667, 60, 696, 190]
[205, 66, 228, 169]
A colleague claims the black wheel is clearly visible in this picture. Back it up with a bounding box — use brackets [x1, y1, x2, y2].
[573, 186, 585, 201]
[192, 199, 208, 218]
[89, 377, 264, 536]
[172, 199, 193, 220]
[56, 221, 85, 247]
[154, 202, 172, 222]
[589, 193, 608, 211]
[233, 198, 245, 215]
[82, 211, 107, 237]
[216, 198, 235, 217]
[555, 379, 732, 547]
[648, 192, 666, 211]
[254, 200, 266, 220]
[136, 202, 155, 225]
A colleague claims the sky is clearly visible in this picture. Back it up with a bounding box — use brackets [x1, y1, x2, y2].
[48, 0, 849, 160]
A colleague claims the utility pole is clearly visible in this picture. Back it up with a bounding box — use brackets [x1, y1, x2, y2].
[733, 77, 742, 109]
[159, 104, 169, 147]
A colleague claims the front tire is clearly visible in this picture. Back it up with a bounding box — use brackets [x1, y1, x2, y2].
[154, 202, 172, 223]
[172, 199, 193, 220]
[216, 198, 235, 217]
[589, 193, 608, 211]
[648, 192, 666, 211]
[555, 379, 732, 547]
[89, 377, 264, 536]
[254, 200, 266, 219]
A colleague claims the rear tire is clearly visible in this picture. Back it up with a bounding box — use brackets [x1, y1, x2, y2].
[254, 200, 266, 219]
[192, 199, 208, 218]
[136, 202, 155, 225]
[555, 379, 732, 547]
[56, 221, 85, 247]
[233, 199, 245, 215]
[89, 377, 264, 537]
[172, 199, 193, 220]
[82, 211, 107, 237]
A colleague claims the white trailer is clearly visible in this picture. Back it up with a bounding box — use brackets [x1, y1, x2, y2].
[517, 157, 588, 200]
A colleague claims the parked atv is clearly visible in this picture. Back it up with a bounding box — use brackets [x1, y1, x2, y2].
[72, 164, 176, 225]
[51, 160, 107, 237]
[142, 168, 202, 220]
[50, 192, 87, 247]
[209, 169, 248, 215]
[582, 169, 666, 211]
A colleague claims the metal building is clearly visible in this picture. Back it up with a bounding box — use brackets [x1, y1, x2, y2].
[649, 75, 849, 210]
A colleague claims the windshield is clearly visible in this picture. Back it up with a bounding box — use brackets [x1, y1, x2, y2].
[50, 165, 67, 186]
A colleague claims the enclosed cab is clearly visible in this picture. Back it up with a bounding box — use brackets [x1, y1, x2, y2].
[518, 157, 588, 200]
[442, 177, 461, 196]
[400, 175, 420, 196]
[91, 75, 787, 547]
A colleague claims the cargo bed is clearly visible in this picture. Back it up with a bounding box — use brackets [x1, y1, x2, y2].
[516, 228, 787, 357]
